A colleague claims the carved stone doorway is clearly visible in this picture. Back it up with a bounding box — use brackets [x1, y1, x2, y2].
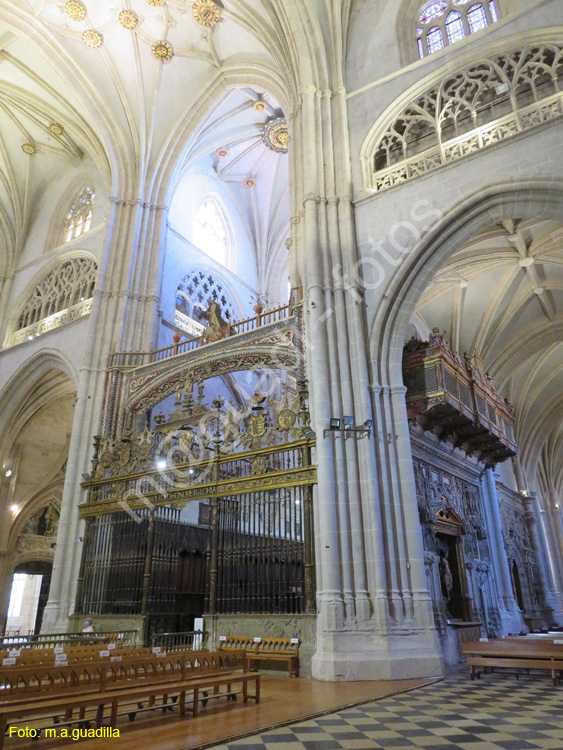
[435, 508, 472, 622]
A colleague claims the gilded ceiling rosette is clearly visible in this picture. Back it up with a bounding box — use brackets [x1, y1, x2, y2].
[65, 1, 86, 22]
[192, 0, 222, 27]
[261, 118, 289, 154]
[152, 40, 174, 61]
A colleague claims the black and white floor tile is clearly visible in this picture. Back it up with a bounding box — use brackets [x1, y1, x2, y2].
[210, 669, 563, 750]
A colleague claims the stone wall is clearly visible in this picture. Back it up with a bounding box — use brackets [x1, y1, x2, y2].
[207, 614, 316, 677]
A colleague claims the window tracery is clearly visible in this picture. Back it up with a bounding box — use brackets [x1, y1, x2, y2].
[417, 0, 498, 58]
[193, 198, 230, 267]
[63, 186, 95, 243]
[10, 257, 97, 346]
[365, 43, 563, 192]
[175, 269, 238, 338]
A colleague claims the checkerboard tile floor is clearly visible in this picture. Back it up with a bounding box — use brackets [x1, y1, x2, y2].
[210, 669, 563, 750]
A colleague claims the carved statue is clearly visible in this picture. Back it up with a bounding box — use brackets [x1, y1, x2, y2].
[197, 298, 230, 343]
[439, 554, 454, 603]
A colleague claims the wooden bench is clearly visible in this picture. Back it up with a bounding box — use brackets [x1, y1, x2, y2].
[0, 650, 247, 703]
[1, 645, 157, 666]
[0, 671, 260, 749]
[219, 636, 299, 677]
[247, 637, 299, 677]
[462, 639, 563, 685]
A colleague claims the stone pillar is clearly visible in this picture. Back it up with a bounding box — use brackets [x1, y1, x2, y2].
[292, 74, 442, 681]
[481, 469, 523, 634]
[524, 494, 562, 623]
[538, 491, 563, 617]
[41, 198, 168, 632]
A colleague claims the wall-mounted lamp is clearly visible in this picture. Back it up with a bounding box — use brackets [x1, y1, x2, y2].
[156, 459, 167, 470]
[10, 504, 19, 517]
[324, 417, 372, 439]
[301, 427, 316, 439]
[4, 469, 12, 478]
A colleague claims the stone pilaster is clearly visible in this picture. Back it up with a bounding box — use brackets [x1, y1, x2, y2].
[480, 469, 523, 634]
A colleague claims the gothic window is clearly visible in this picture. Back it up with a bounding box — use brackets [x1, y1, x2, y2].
[467, 3, 488, 33]
[417, 0, 499, 58]
[427, 26, 445, 54]
[63, 186, 95, 243]
[175, 269, 238, 337]
[193, 198, 230, 267]
[445, 11, 464, 45]
[13, 257, 97, 343]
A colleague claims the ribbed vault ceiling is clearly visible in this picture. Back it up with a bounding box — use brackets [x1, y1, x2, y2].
[0, 0, 296, 276]
[176, 86, 289, 294]
[414, 218, 563, 492]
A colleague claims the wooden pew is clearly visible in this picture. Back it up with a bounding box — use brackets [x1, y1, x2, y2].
[0, 670, 260, 748]
[0, 645, 196, 669]
[1, 645, 155, 665]
[218, 636, 300, 677]
[0, 650, 246, 703]
[462, 639, 563, 685]
[247, 638, 300, 677]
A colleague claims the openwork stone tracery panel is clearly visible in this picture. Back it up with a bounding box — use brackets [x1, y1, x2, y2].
[175, 269, 239, 337]
[365, 43, 563, 192]
[8, 257, 97, 347]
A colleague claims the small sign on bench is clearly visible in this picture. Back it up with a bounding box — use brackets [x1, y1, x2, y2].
[253, 637, 261, 643]
[219, 636, 226, 642]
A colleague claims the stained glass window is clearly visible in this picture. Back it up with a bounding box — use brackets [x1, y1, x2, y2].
[446, 11, 465, 45]
[420, 1, 448, 23]
[63, 186, 95, 243]
[193, 199, 228, 266]
[427, 26, 445, 54]
[467, 3, 488, 33]
[418, 1, 499, 57]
